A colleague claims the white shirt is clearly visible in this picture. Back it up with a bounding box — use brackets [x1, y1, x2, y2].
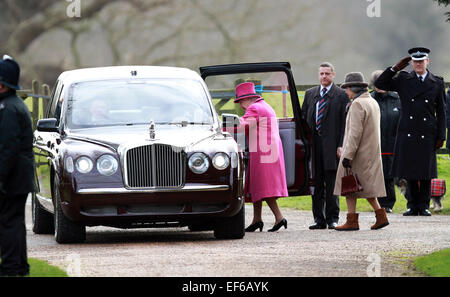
[316, 83, 333, 126]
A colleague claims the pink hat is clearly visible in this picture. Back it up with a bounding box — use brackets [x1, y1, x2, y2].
[234, 82, 262, 103]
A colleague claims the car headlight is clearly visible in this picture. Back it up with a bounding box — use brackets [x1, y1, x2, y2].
[188, 152, 209, 174]
[97, 154, 118, 176]
[76, 156, 93, 174]
[212, 152, 230, 170]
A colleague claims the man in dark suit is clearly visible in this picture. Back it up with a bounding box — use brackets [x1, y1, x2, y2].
[302, 62, 349, 229]
[375, 47, 446, 216]
[0, 55, 34, 276]
[370, 70, 401, 213]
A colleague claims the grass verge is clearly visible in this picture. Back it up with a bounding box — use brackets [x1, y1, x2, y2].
[0, 258, 68, 277]
[414, 249, 450, 277]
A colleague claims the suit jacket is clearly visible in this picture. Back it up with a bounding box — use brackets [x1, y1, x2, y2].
[302, 83, 349, 171]
[374, 68, 446, 180]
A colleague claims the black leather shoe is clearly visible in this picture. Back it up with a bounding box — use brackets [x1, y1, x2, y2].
[328, 222, 338, 229]
[245, 221, 264, 232]
[403, 209, 418, 216]
[268, 218, 287, 232]
[383, 207, 392, 213]
[418, 209, 432, 216]
[309, 222, 327, 230]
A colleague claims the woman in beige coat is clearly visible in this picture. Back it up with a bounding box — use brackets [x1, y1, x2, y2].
[334, 72, 389, 231]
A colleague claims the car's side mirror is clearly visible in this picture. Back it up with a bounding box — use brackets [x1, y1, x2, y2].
[37, 118, 59, 132]
[222, 113, 239, 129]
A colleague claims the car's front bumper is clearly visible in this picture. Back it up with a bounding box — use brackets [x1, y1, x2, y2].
[60, 182, 244, 227]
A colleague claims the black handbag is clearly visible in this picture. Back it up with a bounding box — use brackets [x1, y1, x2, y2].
[341, 168, 363, 196]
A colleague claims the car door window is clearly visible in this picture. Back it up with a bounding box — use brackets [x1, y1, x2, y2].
[205, 72, 294, 120]
[47, 81, 64, 120]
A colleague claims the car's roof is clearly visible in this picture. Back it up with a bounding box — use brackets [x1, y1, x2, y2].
[58, 65, 202, 85]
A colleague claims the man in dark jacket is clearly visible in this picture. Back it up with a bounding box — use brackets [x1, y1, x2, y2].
[375, 47, 446, 216]
[302, 62, 349, 229]
[0, 55, 34, 276]
[370, 70, 401, 213]
[446, 88, 450, 153]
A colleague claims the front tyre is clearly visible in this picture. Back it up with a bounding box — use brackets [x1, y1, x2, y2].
[53, 175, 86, 244]
[214, 204, 245, 239]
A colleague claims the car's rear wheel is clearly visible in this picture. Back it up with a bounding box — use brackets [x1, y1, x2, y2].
[53, 175, 86, 244]
[31, 192, 54, 234]
[213, 204, 245, 239]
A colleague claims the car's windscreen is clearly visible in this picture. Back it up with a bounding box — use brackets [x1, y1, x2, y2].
[66, 79, 214, 129]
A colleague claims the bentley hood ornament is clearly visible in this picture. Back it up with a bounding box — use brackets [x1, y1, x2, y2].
[149, 120, 156, 140]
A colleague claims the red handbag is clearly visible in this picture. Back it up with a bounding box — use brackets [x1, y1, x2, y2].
[341, 168, 363, 196]
[431, 179, 446, 198]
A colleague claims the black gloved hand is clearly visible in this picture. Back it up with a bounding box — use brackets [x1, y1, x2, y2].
[392, 56, 412, 72]
[342, 158, 352, 168]
[0, 182, 6, 199]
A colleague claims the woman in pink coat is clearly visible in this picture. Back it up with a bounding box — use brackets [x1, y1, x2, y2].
[233, 82, 288, 232]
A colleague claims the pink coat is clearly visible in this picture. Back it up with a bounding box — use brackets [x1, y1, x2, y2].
[237, 98, 288, 203]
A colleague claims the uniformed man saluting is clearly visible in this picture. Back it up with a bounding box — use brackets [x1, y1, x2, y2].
[0, 55, 34, 276]
[375, 47, 446, 216]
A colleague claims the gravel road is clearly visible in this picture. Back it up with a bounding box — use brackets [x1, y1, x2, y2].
[25, 198, 450, 277]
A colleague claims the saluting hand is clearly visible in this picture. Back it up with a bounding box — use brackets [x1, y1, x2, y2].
[392, 56, 412, 72]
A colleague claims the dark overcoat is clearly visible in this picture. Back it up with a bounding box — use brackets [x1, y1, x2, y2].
[370, 90, 401, 179]
[302, 84, 349, 171]
[0, 91, 35, 195]
[446, 88, 450, 151]
[374, 68, 446, 180]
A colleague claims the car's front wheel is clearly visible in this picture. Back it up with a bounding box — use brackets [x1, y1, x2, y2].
[213, 204, 245, 239]
[53, 176, 86, 244]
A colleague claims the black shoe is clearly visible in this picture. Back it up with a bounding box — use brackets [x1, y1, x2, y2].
[309, 222, 327, 230]
[268, 218, 287, 232]
[418, 209, 432, 216]
[403, 209, 418, 216]
[245, 221, 264, 232]
[328, 222, 338, 229]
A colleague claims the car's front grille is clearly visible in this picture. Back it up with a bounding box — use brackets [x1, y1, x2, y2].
[125, 144, 185, 188]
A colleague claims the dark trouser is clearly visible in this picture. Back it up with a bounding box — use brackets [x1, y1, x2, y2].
[312, 133, 340, 225]
[405, 180, 430, 211]
[0, 193, 29, 276]
[377, 178, 396, 209]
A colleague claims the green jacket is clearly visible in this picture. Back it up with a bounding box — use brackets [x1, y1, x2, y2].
[0, 90, 35, 195]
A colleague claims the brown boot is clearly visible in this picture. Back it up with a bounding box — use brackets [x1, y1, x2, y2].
[371, 208, 389, 230]
[335, 213, 359, 231]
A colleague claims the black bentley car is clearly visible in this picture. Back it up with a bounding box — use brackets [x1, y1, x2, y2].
[32, 63, 312, 243]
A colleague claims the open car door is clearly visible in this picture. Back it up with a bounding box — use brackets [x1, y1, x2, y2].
[200, 62, 312, 196]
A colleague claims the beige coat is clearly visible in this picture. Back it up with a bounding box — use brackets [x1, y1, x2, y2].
[334, 92, 386, 198]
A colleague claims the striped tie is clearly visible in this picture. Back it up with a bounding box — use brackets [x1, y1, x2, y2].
[316, 88, 327, 132]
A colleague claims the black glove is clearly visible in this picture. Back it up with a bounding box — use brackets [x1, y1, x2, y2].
[342, 158, 352, 168]
[392, 56, 412, 72]
[0, 182, 6, 199]
[435, 139, 444, 150]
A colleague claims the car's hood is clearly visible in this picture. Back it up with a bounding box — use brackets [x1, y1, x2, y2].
[66, 124, 222, 151]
